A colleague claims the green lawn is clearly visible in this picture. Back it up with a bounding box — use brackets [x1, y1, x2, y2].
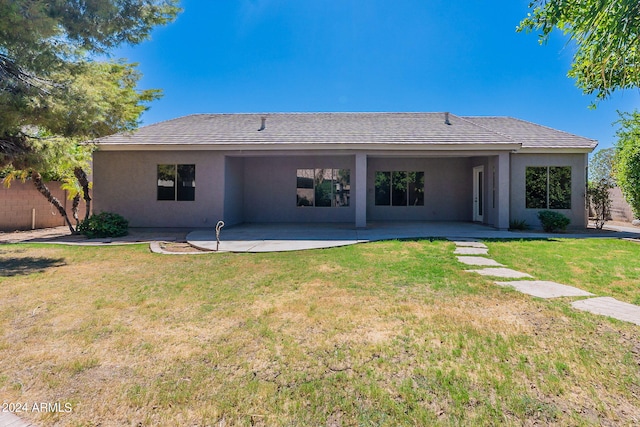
[486, 238, 640, 304]
[0, 239, 639, 426]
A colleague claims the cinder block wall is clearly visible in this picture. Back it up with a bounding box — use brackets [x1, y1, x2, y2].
[609, 187, 635, 221]
[0, 181, 88, 231]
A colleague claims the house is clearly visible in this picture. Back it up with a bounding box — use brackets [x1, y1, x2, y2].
[93, 112, 597, 230]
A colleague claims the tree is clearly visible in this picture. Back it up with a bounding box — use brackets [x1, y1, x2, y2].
[589, 147, 616, 187]
[520, 1, 640, 222]
[519, 0, 640, 102]
[614, 111, 640, 219]
[0, 0, 180, 232]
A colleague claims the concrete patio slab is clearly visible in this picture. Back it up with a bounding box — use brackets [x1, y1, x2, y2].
[465, 268, 533, 278]
[457, 256, 503, 266]
[454, 247, 489, 255]
[5, 221, 640, 253]
[0, 412, 35, 427]
[188, 228, 366, 253]
[181, 222, 640, 253]
[494, 280, 594, 298]
[450, 241, 487, 248]
[572, 297, 640, 326]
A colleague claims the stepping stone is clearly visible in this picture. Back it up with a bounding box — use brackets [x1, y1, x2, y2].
[454, 247, 489, 255]
[494, 280, 594, 299]
[0, 412, 35, 427]
[457, 256, 503, 266]
[572, 297, 640, 326]
[451, 241, 487, 248]
[465, 268, 532, 278]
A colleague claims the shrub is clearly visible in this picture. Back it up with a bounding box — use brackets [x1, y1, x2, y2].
[78, 212, 129, 238]
[588, 180, 612, 229]
[537, 210, 571, 233]
[509, 219, 530, 231]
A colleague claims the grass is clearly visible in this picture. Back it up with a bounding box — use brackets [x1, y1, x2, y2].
[486, 238, 640, 304]
[0, 239, 639, 426]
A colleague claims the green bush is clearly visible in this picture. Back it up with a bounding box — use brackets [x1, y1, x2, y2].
[78, 212, 129, 238]
[537, 210, 570, 233]
[614, 111, 640, 219]
[588, 180, 612, 229]
[509, 219, 530, 230]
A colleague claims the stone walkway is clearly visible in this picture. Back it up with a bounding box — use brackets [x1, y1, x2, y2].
[453, 239, 640, 326]
[0, 412, 34, 427]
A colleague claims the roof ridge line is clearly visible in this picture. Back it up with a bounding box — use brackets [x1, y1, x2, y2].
[506, 116, 598, 143]
[454, 114, 518, 144]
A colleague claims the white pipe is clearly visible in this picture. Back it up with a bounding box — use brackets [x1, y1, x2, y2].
[31, 208, 36, 230]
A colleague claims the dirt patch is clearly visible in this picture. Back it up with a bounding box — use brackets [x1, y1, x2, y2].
[0, 226, 190, 244]
[158, 242, 209, 253]
[0, 226, 72, 243]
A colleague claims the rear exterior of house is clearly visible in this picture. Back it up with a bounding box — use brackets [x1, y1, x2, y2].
[93, 113, 597, 230]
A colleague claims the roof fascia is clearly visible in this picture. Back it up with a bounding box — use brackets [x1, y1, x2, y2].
[96, 142, 523, 152]
[516, 147, 596, 154]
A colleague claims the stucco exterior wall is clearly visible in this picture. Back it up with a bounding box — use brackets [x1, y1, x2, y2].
[242, 155, 355, 223]
[510, 153, 588, 229]
[93, 149, 590, 229]
[484, 156, 498, 227]
[93, 151, 225, 227]
[224, 157, 245, 225]
[367, 157, 472, 221]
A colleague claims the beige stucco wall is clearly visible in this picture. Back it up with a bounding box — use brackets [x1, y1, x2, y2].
[93, 149, 590, 229]
[510, 153, 589, 229]
[93, 151, 225, 228]
[242, 155, 356, 223]
[224, 157, 245, 225]
[367, 157, 473, 222]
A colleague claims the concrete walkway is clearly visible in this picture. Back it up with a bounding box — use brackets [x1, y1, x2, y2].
[452, 238, 640, 327]
[186, 221, 640, 253]
[495, 280, 594, 298]
[572, 298, 640, 326]
[0, 412, 34, 427]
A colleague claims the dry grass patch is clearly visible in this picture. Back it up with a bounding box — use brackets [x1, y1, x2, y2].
[0, 241, 639, 425]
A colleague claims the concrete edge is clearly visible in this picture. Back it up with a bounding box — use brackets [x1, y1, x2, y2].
[149, 241, 215, 255]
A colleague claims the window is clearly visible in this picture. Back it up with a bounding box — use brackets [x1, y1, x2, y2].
[375, 171, 424, 206]
[525, 166, 571, 209]
[296, 169, 350, 207]
[157, 164, 195, 201]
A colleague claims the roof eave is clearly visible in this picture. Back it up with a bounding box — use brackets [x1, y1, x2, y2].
[516, 146, 597, 154]
[96, 142, 523, 152]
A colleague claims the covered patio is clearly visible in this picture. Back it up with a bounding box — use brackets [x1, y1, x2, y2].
[186, 221, 640, 253]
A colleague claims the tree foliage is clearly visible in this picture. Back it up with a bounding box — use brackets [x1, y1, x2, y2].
[589, 147, 616, 186]
[614, 111, 640, 218]
[0, 0, 179, 147]
[519, 0, 640, 102]
[0, 0, 180, 231]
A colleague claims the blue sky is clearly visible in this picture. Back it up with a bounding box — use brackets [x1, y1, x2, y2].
[114, 0, 639, 151]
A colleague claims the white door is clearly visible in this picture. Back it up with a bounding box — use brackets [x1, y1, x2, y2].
[473, 166, 484, 222]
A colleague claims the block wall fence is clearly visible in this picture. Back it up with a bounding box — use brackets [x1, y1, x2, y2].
[609, 187, 635, 222]
[0, 181, 88, 231]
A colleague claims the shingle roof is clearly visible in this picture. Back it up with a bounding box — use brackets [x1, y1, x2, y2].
[464, 116, 597, 149]
[96, 112, 597, 150]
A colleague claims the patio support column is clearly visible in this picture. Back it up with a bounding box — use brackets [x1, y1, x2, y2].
[355, 153, 367, 228]
[496, 152, 510, 230]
